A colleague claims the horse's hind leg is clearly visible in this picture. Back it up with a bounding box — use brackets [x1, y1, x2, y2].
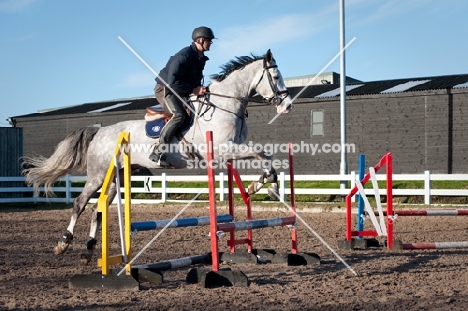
[79, 203, 99, 265]
[80, 182, 117, 265]
[54, 179, 101, 255]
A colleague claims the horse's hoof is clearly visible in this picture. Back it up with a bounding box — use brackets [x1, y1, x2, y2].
[247, 182, 257, 195]
[80, 252, 92, 265]
[54, 241, 69, 255]
[248, 181, 264, 195]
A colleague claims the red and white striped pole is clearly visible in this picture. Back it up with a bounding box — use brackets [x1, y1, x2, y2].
[402, 241, 468, 250]
[373, 209, 468, 216]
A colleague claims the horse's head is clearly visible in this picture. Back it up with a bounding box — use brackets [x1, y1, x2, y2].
[254, 49, 293, 114]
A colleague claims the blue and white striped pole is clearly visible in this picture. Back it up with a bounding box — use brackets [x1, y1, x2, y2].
[131, 214, 233, 232]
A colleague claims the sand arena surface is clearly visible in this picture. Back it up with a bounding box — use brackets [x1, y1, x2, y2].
[1, 203, 468, 310]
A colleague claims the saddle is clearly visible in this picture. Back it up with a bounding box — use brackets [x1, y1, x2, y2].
[144, 106, 168, 138]
[144, 103, 195, 139]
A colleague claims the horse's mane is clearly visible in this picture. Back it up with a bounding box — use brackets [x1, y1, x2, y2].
[210, 54, 263, 82]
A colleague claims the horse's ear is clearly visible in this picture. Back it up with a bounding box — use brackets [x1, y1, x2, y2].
[263, 49, 273, 68]
[265, 49, 273, 63]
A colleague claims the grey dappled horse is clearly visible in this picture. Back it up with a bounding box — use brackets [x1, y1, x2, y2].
[22, 49, 293, 264]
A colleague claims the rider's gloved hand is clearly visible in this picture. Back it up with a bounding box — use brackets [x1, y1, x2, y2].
[192, 85, 207, 96]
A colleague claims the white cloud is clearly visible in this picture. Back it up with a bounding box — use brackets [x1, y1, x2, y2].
[0, 0, 38, 13]
[212, 10, 335, 60]
[351, 0, 434, 26]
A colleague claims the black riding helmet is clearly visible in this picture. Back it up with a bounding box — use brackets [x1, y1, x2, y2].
[192, 26, 216, 41]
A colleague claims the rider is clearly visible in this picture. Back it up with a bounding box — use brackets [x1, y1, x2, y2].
[149, 26, 215, 166]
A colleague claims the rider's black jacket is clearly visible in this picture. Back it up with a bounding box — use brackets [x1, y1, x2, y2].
[155, 43, 209, 97]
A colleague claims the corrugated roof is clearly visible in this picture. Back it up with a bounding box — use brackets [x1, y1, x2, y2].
[11, 73, 468, 119]
[13, 97, 158, 118]
[87, 102, 132, 113]
[291, 74, 468, 98]
[315, 84, 365, 98]
[454, 81, 468, 88]
[380, 80, 431, 94]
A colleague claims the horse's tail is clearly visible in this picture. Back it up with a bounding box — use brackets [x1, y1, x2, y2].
[22, 127, 100, 196]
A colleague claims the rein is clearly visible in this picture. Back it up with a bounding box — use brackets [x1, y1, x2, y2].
[204, 91, 270, 104]
[193, 56, 290, 121]
[192, 95, 247, 120]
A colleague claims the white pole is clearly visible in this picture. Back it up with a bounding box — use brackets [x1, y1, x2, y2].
[339, 0, 348, 190]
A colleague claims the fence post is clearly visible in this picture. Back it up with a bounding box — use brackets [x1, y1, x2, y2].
[33, 183, 38, 204]
[424, 170, 431, 205]
[65, 174, 71, 204]
[161, 173, 167, 203]
[279, 171, 285, 203]
[219, 172, 225, 202]
[350, 171, 356, 203]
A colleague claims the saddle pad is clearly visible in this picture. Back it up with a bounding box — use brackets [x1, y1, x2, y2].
[145, 118, 165, 138]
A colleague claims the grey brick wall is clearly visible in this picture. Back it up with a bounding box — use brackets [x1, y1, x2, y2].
[246, 89, 467, 174]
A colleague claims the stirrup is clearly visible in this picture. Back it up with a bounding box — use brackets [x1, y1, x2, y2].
[149, 152, 169, 167]
[157, 154, 169, 167]
[149, 150, 161, 163]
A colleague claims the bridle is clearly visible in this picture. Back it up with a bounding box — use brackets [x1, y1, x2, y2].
[205, 58, 290, 107]
[256, 57, 290, 106]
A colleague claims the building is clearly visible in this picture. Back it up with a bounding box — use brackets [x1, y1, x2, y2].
[283, 71, 362, 87]
[8, 72, 468, 175]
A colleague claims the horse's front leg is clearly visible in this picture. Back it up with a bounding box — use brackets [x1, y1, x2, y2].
[220, 143, 279, 200]
[249, 167, 279, 200]
[54, 189, 93, 255]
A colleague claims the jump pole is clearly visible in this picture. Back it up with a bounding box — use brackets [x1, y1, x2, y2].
[72, 132, 238, 290]
[226, 162, 253, 252]
[195, 131, 321, 287]
[131, 214, 233, 232]
[373, 209, 468, 216]
[183, 130, 249, 288]
[133, 254, 211, 270]
[218, 216, 297, 232]
[204, 131, 318, 272]
[342, 152, 393, 250]
[70, 132, 138, 290]
[225, 142, 298, 254]
[207, 131, 220, 272]
[97, 131, 132, 276]
[356, 154, 366, 235]
[388, 209, 468, 250]
[400, 241, 468, 250]
[342, 152, 468, 251]
[288, 142, 298, 254]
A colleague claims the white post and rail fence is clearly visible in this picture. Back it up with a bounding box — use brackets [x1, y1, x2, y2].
[1, 171, 468, 205]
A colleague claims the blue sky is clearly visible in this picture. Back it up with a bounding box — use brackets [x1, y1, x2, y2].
[1, 0, 467, 126]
